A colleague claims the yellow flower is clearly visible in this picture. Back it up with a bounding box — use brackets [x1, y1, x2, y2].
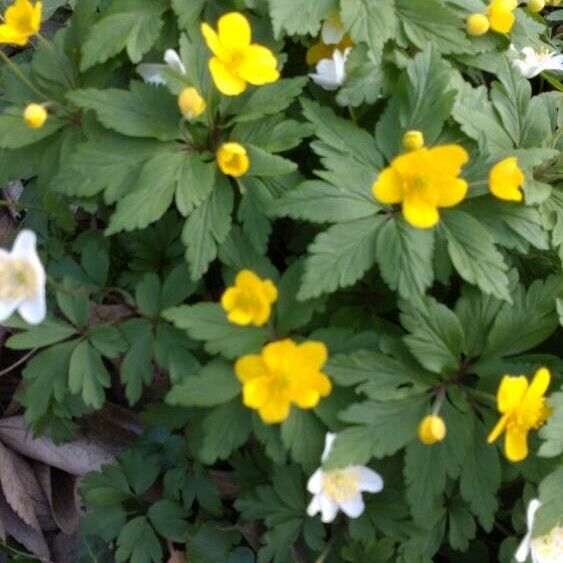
[487, 0, 518, 33]
[466, 13, 491, 36]
[527, 0, 545, 11]
[489, 157, 524, 202]
[201, 12, 279, 96]
[487, 368, 552, 462]
[178, 87, 206, 120]
[23, 103, 47, 129]
[235, 339, 332, 424]
[216, 142, 250, 177]
[402, 130, 425, 152]
[221, 270, 278, 326]
[372, 144, 469, 229]
[418, 415, 447, 445]
[0, 0, 42, 46]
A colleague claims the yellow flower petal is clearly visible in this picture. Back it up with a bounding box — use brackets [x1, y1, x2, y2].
[402, 195, 440, 229]
[292, 388, 321, 409]
[243, 377, 271, 408]
[235, 355, 266, 383]
[436, 178, 468, 207]
[201, 22, 224, 58]
[505, 427, 529, 462]
[262, 339, 295, 372]
[527, 367, 551, 400]
[429, 145, 469, 176]
[262, 279, 278, 303]
[209, 57, 247, 95]
[238, 44, 280, 85]
[259, 394, 291, 423]
[497, 375, 529, 413]
[489, 157, 524, 202]
[217, 11, 251, 48]
[372, 167, 403, 204]
[488, 0, 517, 33]
[297, 341, 328, 371]
[487, 412, 509, 444]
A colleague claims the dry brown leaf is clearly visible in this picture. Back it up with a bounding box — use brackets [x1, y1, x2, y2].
[0, 491, 50, 560]
[35, 463, 80, 535]
[0, 416, 115, 476]
[51, 531, 78, 563]
[0, 439, 41, 531]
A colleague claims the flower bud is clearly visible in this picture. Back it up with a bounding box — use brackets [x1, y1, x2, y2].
[527, 0, 545, 10]
[402, 130, 424, 151]
[418, 415, 447, 445]
[178, 87, 206, 120]
[217, 142, 250, 177]
[466, 13, 490, 36]
[23, 104, 47, 129]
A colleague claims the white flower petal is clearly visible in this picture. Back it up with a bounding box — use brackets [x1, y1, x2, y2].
[319, 495, 339, 523]
[321, 14, 345, 45]
[527, 499, 542, 529]
[164, 49, 186, 75]
[515, 535, 532, 562]
[321, 433, 337, 462]
[339, 494, 365, 519]
[11, 230, 37, 258]
[18, 288, 46, 325]
[357, 467, 384, 493]
[137, 63, 167, 85]
[0, 299, 21, 323]
[307, 494, 322, 517]
[307, 468, 324, 494]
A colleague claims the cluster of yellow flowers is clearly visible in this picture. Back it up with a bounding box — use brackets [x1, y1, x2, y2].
[466, 0, 518, 36]
[220, 270, 331, 424]
[372, 131, 525, 229]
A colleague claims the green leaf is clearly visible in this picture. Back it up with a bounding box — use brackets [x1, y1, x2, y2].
[480, 275, 562, 361]
[68, 340, 110, 409]
[135, 273, 161, 317]
[170, 0, 205, 28]
[376, 217, 434, 303]
[281, 409, 325, 472]
[6, 317, 77, 350]
[395, 0, 471, 55]
[459, 419, 501, 531]
[401, 297, 465, 374]
[447, 499, 477, 552]
[199, 400, 252, 464]
[182, 175, 234, 280]
[166, 360, 241, 408]
[340, 0, 396, 61]
[163, 303, 267, 359]
[67, 83, 181, 141]
[538, 389, 563, 458]
[324, 395, 427, 468]
[229, 78, 308, 123]
[120, 319, 154, 405]
[88, 324, 129, 359]
[115, 516, 162, 563]
[80, 0, 167, 70]
[535, 467, 563, 537]
[273, 179, 378, 223]
[246, 145, 297, 177]
[298, 216, 384, 300]
[0, 107, 65, 149]
[175, 154, 216, 216]
[56, 280, 90, 328]
[269, 0, 336, 37]
[441, 210, 510, 301]
[147, 500, 188, 540]
[154, 323, 200, 384]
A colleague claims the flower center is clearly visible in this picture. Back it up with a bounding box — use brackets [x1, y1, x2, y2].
[0, 258, 37, 300]
[229, 48, 247, 68]
[531, 527, 563, 563]
[321, 469, 359, 503]
[505, 399, 549, 433]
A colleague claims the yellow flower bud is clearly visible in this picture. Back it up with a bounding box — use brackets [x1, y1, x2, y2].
[217, 142, 250, 177]
[178, 87, 206, 119]
[527, 0, 545, 10]
[402, 130, 425, 151]
[466, 13, 490, 36]
[418, 415, 447, 445]
[23, 104, 47, 129]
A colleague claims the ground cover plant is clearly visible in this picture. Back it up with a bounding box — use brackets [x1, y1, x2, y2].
[0, 0, 562, 561]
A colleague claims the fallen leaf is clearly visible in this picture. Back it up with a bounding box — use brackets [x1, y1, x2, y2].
[0, 416, 115, 476]
[0, 439, 40, 531]
[0, 491, 50, 560]
[35, 463, 80, 535]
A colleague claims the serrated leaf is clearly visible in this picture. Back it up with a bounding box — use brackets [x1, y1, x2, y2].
[68, 341, 110, 409]
[6, 318, 77, 350]
[298, 216, 384, 300]
[269, 0, 336, 37]
[80, 0, 167, 70]
[0, 107, 64, 149]
[115, 516, 162, 563]
[281, 409, 325, 472]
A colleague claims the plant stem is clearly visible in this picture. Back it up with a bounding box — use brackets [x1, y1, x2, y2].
[0, 48, 48, 101]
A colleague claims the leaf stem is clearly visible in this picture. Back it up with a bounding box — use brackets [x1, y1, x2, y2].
[0, 47, 48, 101]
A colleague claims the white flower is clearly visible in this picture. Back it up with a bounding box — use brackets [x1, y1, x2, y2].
[0, 230, 46, 325]
[513, 46, 563, 79]
[137, 49, 187, 85]
[321, 12, 346, 45]
[306, 433, 383, 523]
[309, 48, 350, 91]
[516, 498, 563, 563]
